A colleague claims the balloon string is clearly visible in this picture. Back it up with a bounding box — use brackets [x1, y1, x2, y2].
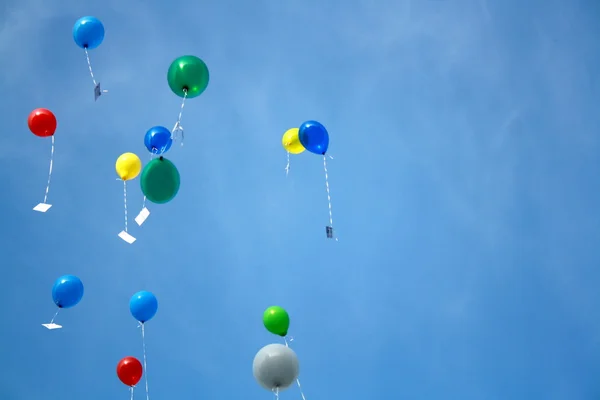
[123, 181, 129, 232]
[295, 379, 307, 400]
[285, 151, 290, 177]
[323, 155, 337, 241]
[84, 47, 98, 87]
[171, 89, 188, 147]
[130, 386, 134, 400]
[141, 154, 153, 210]
[282, 337, 306, 400]
[140, 323, 150, 400]
[43, 135, 55, 204]
[49, 308, 60, 324]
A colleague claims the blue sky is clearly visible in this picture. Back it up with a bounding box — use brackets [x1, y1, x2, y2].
[1, 0, 600, 399]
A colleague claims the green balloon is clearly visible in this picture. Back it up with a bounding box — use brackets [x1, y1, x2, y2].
[167, 55, 209, 99]
[263, 306, 290, 337]
[140, 157, 180, 204]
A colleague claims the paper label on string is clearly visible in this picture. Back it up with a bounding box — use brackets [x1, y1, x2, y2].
[94, 83, 102, 101]
[135, 207, 150, 226]
[42, 323, 62, 330]
[33, 203, 52, 212]
[325, 226, 334, 238]
[118, 230, 136, 244]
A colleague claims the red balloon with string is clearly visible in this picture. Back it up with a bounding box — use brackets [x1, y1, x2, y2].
[116, 356, 143, 387]
[27, 108, 57, 137]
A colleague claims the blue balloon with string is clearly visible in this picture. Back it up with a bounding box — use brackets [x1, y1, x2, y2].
[130, 291, 158, 323]
[72, 16, 105, 50]
[52, 275, 84, 308]
[299, 120, 329, 155]
[144, 126, 173, 155]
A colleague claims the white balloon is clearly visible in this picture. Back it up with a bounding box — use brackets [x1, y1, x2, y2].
[253, 344, 299, 391]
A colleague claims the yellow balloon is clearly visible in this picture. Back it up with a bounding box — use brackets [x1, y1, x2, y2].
[282, 128, 305, 154]
[115, 152, 142, 181]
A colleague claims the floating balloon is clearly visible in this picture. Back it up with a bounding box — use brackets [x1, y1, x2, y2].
[72, 16, 105, 49]
[282, 128, 305, 154]
[28, 109, 58, 213]
[115, 153, 142, 181]
[52, 275, 84, 308]
[263, 306, 290, 337]
[144, 126, 173, 155]
[130, 291, 158, 323]
[166, 55, 210, 143]
[28, 108, 57, 137]
[117, 356, 143, 387]
[115, 153, 142, 244]
[72, 16, 107, 100]
[253, 344, 299, 391]
[140, 157, 180, 204]
[43, 275, 84, 330]
[167, 55, 210, 99]
[298, 120, 329, 155]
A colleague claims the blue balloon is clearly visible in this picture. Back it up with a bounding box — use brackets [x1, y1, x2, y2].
[298, 120, 329, 155]
[130, 291, 158, 323]
[72, 16, 105, 50]
[144, 126, 173, 155]
[52, 275, 84, 309]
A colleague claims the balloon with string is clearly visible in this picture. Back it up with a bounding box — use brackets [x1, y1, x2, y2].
[298, 120, 338, 241]
[135, 126, 173, 227]
[115, 153, 142, 244]
[42, 275, 84, 330]
[166, 55, 210, 147]
[28, 108, 57, 213]
[72, 16, 108, 101]
[117, 356, 143, 400]
[130, 291, 158, 400]
[281, 128, 306, 177]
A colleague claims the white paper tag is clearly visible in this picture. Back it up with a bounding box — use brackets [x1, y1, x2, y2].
[118, 230, 136, 244]
[42, 323, 62, 330]
[135, 207, 150, 226]
[33, 203, 52, 212]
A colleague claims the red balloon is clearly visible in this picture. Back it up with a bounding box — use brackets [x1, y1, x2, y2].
[116, 356, 143, 387]
[27, 108, 57, 137]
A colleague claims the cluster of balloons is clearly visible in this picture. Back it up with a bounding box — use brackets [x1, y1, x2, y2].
[117, 291, 158, 398]
[27, 15, 210, 246]
[113, 54, 209, 243]
[282, 120, 337, 239]
[253, 306, 307, 397]
[43, 276, 159, 399]
[282, 120, 330, 157]
[29, 14, 325, 400]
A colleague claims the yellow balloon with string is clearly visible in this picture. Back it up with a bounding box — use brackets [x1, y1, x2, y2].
[115, 152, 142, 181]
[281, 128, 305, 154]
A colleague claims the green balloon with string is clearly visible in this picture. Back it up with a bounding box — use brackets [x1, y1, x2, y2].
[167, 55, 209, 99]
